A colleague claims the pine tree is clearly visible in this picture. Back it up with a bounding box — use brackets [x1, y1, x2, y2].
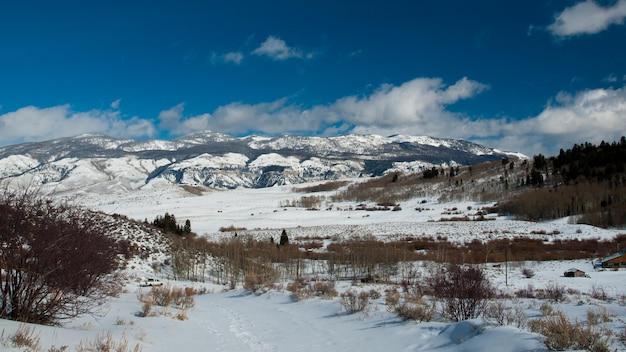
[183, 219, 191, 234]
[279, 229, 289, 246]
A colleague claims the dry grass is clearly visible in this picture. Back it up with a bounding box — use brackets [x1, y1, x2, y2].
[2, 324, 41, 352]
[586, 307, 612, 326]
[528, 311, 609, 352]
[75, 332, 141, 352]
[137, 285, 203, 317]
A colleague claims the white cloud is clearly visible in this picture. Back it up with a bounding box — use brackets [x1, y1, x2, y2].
[549, 0, 626, 37]
[4, 78, 625, 156]
[110, 99, 121, 109]
[223, 51, 244, 64]
[252, 36, 311, 60]
[0, 105, 155, 146]
[490, 86, 626, 154]
[158, 78, 626, 155]
[209, 51, 245, 65]
[156, 77, 488, 137]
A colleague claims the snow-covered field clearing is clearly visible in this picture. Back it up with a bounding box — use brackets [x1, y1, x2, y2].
[2, 179, 620, 351]
[75, 180, 623, 244]
[1, 259, 625, 352]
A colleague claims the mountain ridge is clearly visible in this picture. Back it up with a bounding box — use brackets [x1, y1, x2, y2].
[0, 131, 523, 193]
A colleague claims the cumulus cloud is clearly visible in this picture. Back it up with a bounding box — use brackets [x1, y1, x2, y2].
[156, 77, 488, 137]
[549, 0, 626, 37]
[252, 36, 311, 60]
[489, 85, 626, 154]
[157, 78, 626, 155]
[3, 77, 625, 155]
[0, 105, 155, 146]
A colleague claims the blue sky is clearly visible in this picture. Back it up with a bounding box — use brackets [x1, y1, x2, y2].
[1, 0, 625, 154]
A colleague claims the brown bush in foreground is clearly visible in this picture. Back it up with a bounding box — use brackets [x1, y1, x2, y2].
[428, 264, 493, 321]
[0, 191, 128, 325]
[528, 312, 608, 352]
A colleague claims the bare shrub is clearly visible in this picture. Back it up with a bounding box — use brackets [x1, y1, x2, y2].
[0, 191, 129, 324]
[586, 307, 611, 325]
[484, 301, 527, 328]
[528, 312, 609, 352]
[385, 290, 401, 312]
[138, 300, 153, 318]
[590, 285, 608, 301]
[340, 290, 370, 314]
[541, 282, 566, 302]
[243, 265, 278, 294]
[137, 285, 196, 316]
[311, 281, 338, 299]
[75, 332, 141, 352]
[368, 289, 381, 300]
[515, 284, 536, 298]
[395, 297, 435, 322]
[521, 267, 535, 278]
[428, 264, 493, 321]
[540, 302, 555, 316]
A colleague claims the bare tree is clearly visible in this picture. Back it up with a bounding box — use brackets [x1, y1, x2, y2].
[428, 264, 493, 321]
[0, 190, 128, 324]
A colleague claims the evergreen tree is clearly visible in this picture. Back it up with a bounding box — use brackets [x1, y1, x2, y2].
[279, 229, 289, 246]
[183, 219, 192, 234]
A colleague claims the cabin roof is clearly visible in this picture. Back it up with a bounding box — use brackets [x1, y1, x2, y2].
[601, 248, 626, 263]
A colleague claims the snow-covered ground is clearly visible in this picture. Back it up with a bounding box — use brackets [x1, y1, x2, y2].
[2, 179, 624, 352]
[76, 180, 624, 243]
[2, 259, 625, 352]
[0, 287, 542, 352]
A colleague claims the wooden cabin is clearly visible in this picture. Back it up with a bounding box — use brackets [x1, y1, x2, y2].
[563, 268, 587, 277]
[600, 249, 626, 269]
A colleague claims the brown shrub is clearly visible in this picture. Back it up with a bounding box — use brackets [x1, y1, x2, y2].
[243, 264, 279, 294]
[311, 281, 338, 299]
[528, 312, 608, 352]
[590, 285, 609, 301]
[428, 264, 493, 321]
[385, 290, 401, 311]
[340, 290, 370, 314]
[0, 191, 129, 324]
[539, 282, 566, 302]
[395, 298, 435, 322]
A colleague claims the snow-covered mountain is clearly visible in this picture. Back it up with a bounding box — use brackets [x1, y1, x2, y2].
[0, 131, 518, 194]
